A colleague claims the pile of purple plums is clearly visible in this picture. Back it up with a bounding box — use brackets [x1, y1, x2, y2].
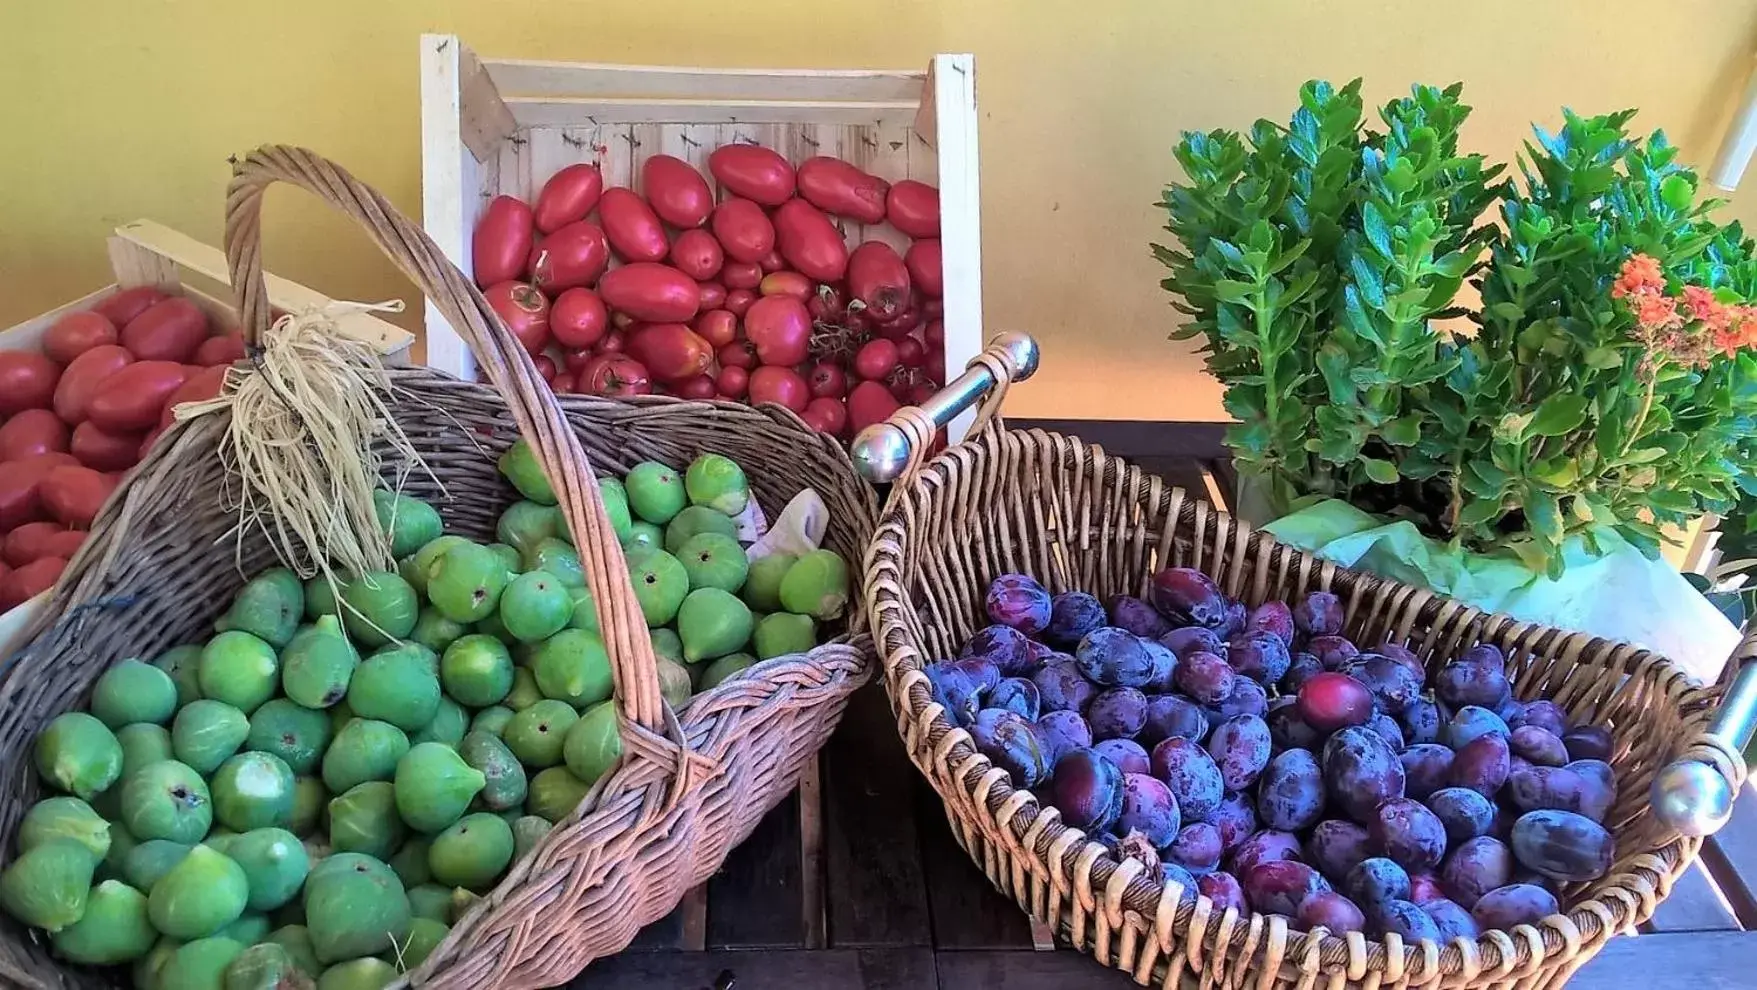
[924, 567, 1620, 943]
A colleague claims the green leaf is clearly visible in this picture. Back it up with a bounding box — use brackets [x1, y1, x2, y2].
[1583, 347, 1623, 371]
[1623, 446, 1668, 464]
[1527, 394, 1589, 437]
[1213, 279, 1259, 303]
[1361, 458, 1400, 484]
[1660, 173, 1695, 211]
[1349, 255, 1388, 310]
[1457, 497, 1504, 528]
[1362, 201, 1394, 258]
[1381, 416, 1421, 446]
[1526, 492, 1564, 543]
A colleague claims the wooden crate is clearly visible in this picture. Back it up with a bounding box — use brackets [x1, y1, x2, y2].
[418, 33, 982, 429]
[0, 220, 415, 649]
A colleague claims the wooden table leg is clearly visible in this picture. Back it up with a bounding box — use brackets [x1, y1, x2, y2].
[800, 753, 827, 948]
[679, 884, 708, 951]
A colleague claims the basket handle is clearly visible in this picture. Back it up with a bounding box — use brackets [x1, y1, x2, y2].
[850, 331, 1039, 484]
[222, 145, 677, 745]
[1651, 625, 1757, 836]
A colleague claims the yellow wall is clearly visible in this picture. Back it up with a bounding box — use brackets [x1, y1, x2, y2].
[3, 0, 1757, 421]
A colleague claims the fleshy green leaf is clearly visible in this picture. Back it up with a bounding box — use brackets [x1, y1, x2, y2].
[1361, 458, 1400, 484]
[1527, 394, 1589, 437]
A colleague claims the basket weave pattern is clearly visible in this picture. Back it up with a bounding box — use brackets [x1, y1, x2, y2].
[864, 362, 1747, 989]
[0, 146, 878, 989]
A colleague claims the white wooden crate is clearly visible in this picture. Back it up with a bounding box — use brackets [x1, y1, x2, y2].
[418, 33, 982, 432]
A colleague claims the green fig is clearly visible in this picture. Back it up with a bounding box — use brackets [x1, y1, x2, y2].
[388, 836, 432, 890]
[338, 571, 420, 648]
[448, 886, 479, 925]
[303, 853, 410, 964]
[562, 701, 623, 787]
[34, 711, 122, 800]
[212, 751, 296, 831]
[624, 460, 687, 524]
[218, 568, 304, 648]
[218, 912, 271, 945]
[134, 936, 183, 990]
[425, 542, 510, 624]
[405, 535, 469, 597]
[740, 552, 796, 613]
[598, 478, 633, 543]
[412, 697, 468, 748]
[121, 760, 212, 843]
[321, 719, 409, 794]
[227, 827, 310, 912]
[526, 767, 593, 823]
[753, 612, 817, 660]
[439, 635, 514, 707]
[327, 782, 405, 860]
[224, 942, 316, 990]
[152, 643, 206, 708]
[504, 667, 542, 711]
[96, 821, 137, 885]
[700, 652, 758, 690]
[664, 505, 738, 554]
[625, 547, 689, 626]
[117, 723, 174, 779]
[289, 777, 326, 838]
[327, 698, 356, 737]
[476, 609, 513, 642]
[347, 643, 441, 731]
[149, 844, 249, 939]
[499, 570, 574, 643]
[486, 542, 522, 579]
[123, 839, 192, 891]
[373, 489, 443, 559]
[247, 699, 333, 775]
[497, 438, 557, 505]
[511, 816, 551, 860]
[470, 705, 515, 738]
[52, 877, 155, 964]
[389, 916, 448, 972]
[406, 884, 451, 924]
[530, 629, 613, 707]
[271, 898, 306, 930]
[427, 813, 513, 891]
[20, 796, 110, 860]
[676, 533, 749, 594]
[205, 829, 239, 856]
[0, 839, 94, 932]
[778, 549, 850, 621]
[624, 520, 664, 553]
[522, 538, 584, 589]
[656, 657, 693, 708]
[649, 627, 684, 663]
[317, 956, 398, 990]
[500, 700, 578, 769]
[408, 606, 468, 654]
[91, 658, 179, 728]
[684, 453, 749, 515]
[280, 616, 360, 710]
[160, 937, 247, 990]
[496, 501, 565, 556]
[395, 743, 485, 833]
[458, 731, 527, 811]
[567, 585, 600, 633]
[199, 631, 280, 714]
[266, 925, 322, 978]
[303, 575, 340, 622]
[677, 588, 754, 663]
[172, 699, 250, 774]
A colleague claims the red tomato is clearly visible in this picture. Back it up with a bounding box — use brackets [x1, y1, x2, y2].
[3, 522, 73, 568]
[802, 396, 849, 436]
[583, 356, 653, 397]
[720, 261, 763, 292]
[194, 332, 247, 366]
[717, 340, 758, 370]
[905, 239, 943, 297]
[484, 282, 553, 354]
[848, 242, 912, 320]
[70, 421, 142, 472]
[747, 366, 810, 412]
[53, 345, 133, 424]
[744, 296, 812, 367]
[598, 188, 670, 263]
[0, 556, 66, 610]
[40, 465, 117, 528]
[627, 324, 713, 383]
[847, 379, 902, 434]
[533, 355, 558, 383]
[693, 310, 738, 349]
[563, 347, 596, 374]
[807, 284, 846, 323]
[669, 229, 724, 281]
[551, 372, 577, 394]
[550, 288, 609, 350]
[773, 199, 849, 281]
[121, 297, 208, 363]
[0, 410, 70, 461]
[43, 311, 119, 363]
[676, 374, 718, 400]
[854, 339, 901, 380]
[138, 424, 167, 457]
[598, 329, 628, 355]
[534, 164, 604, 234]
[41, 529, 85, 561]
[707, 145, 796, 206]
[87, 361, 189, 433]
[474, 195, 536, 287]
[710, 199, 776, 265]
[724, 288, 757, 317]
[808, 362, 848, 399]
[715, 365, 749, 399]
[642, 155, 714, 229]
[873, 311, 922, 342]
[922, 297, 944, 320]
[924, 319, 945, 348]
[758, 271, 813, 301]
[0, 352, 61, 416]
[0, 453, 76, 530]
[796, 157, 890, 224]
[886, 180, 940, 237]
[897, 336, 926, 369]
[597, 264, 701, 323]
[91, 286, 166, 329]
[697, 282, 727, 310]
[159, 365, 228, 428]
[529, 221, 610, 294]
[758, 249, 787, 274]
[906, 380, 939, 405]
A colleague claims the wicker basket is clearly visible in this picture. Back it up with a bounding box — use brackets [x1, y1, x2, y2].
[0, 146, 878, 990]
[862, 338, 1750, 989]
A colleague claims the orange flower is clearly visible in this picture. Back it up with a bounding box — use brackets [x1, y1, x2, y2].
[1634, 292, 1682, 331]
[1613, 253, 1666, 299]
[1683, 285, 1719, 321]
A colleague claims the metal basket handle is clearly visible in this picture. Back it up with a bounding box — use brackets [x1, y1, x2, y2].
[1651, 630, 1757, 835]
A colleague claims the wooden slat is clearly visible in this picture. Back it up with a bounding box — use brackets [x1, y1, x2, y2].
[574, 948, 937, 989]
[507, 97, 917, 128]
[708, 791, 807, 949]
[1570, 930, 1757, 988]
[1702, 780, 1757, 928]
[801, 754, 827, 949]
[1645, 860, 1742, 932]
[624, 903, 685, 952]
[485, 58, 926, 104]
[933, 950, 1138, 989]
[913, 777, 1032, 950]
[456, 38, 518, 163]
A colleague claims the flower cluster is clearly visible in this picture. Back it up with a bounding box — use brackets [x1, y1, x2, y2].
[1614, 253, 1757, 366]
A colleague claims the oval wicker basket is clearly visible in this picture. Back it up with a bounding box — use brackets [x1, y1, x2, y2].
[0, 146, 878, 989]
[862, 340, 1750, 989]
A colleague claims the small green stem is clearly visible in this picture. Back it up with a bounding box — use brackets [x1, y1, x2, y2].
[1619, 371, 1659, 458]
[1255, 292, 1281, 465]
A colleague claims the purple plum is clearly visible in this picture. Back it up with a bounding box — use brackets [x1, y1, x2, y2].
[985, 573, 1052, 635]
[1293, 591, 1344, 637]
[1149, 567, 1228, 628]
[1045, 591, 1106, 648]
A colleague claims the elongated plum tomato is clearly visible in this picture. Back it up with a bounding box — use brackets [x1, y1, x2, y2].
[43, 311, 118, 363]
[796, 157, 889, 224]
[91, 286, 165, 329]
[40, 465, 118, 529]
[550, 288, 608, 350]
[715, 365, 749, 398]
[598, 264, 701, 323]
[122, 298, 208, 363]
[194, 333, 246, 366]
[642, 154, 714, 229]
[802, 396, 849, 436]
[1, 557, 66, 610]
[847, 379, 902, 434]
[86, 361, 188, 433]
[853, 339, 900, 380]
[483, 281, 552, 354]
[773, 198, 848, 281]
[532, 355, 558, 383]
[158, 365, 228, 429]
[53, 346, 132, 424]
[724, 288, 757, 317]
[598, 187, 669, 263]
[707, 145, 796, 206]
[693, 309, 738, 349]
[0, 410, 69, 462]
[759, 271, 813, 301]
[746, 366, 810, 412]
[676, 374, 718, 400]
[551, 371, 577, 394]
[669, 228, 724, 281]
[697, 282, 727, 309]
[896, 336, 926, 369]
[473, 195, 535, 287]
[886, 180, 940, 238]
[744, 296, 812, 367]
[758, 249, 786, 274]
[848, 241, 912, 320]
[583, 356, 653, 397]
[529, 221, 610, 293]
[905, 239, 944, 297]
[627, 324, 713, 383]
[533, 163, 604, 234]
[720, 262, 762, 292]
[717, 340, 758, 370]
[710, 198, 775, 265]
[808, 361, 848, 399]
[597, 329, 628, 354]
[70, 421, 140, 472]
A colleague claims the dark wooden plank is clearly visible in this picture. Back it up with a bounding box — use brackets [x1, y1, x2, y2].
[624, 904, 685, 952]
[913, 776, 1033, 950]
[574, 948, 937, 989]
[801, 755, 826, 948]
[1571, 931, 1757, 989]
[1702, 780, 1757, 928]
[1644, 860, 1741, 932]
[1132, 458, 1214, 506]
[1010, 419, 1229, 460]
[933, 949, 1139, 989]
[708, 791, 805, 949]
[824, 683, 933, 948]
